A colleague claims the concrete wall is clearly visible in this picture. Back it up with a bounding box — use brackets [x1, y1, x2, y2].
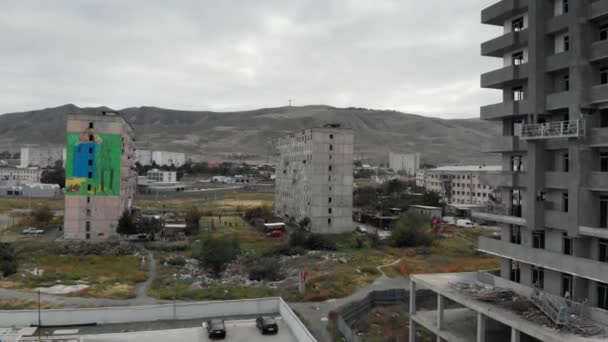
[278, 298, 318, 342]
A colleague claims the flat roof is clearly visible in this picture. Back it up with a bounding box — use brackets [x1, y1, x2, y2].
[264, 222, 286, 227]
[409, 205, 441, 210]
[429, 165, 502, 172]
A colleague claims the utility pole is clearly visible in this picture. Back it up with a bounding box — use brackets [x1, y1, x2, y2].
[37, 289, 41, 341]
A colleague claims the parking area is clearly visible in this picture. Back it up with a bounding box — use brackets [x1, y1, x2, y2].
[80, 320, 297, 342]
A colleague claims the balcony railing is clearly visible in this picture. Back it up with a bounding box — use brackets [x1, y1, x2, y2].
[520, 120, 585, 140]
[472, 204, 526, 226]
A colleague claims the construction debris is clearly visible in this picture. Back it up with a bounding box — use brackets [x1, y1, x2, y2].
[450, 282, 604, 337]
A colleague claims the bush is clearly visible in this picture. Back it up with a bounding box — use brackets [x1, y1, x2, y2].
[0, 243, 17, 277]
[289, 229, 308, 248]
[289, 231, 337, 251]
[32, 206, 53, 226]
[389, 214, 434, 248]
[145, 242, 188, 252]
[60, 241, 143, 256]
[249, 258, 284, 281]
[265, 245, 307, 257]
[360, 266, 381, 275]
[196, 235, 240, 276]
[370, 233, 384, 248]
[163, 255, 187, 267]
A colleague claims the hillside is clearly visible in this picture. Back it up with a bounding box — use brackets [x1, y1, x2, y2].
[0, 104, 500, 165]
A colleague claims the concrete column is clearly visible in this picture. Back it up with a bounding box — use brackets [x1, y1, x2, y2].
[410, 281, 417, 314]
[477, 313, 486, 342]
[437, 294, 445, 330]
[409, 319, 417, 342]
[511, 328, 521, 342]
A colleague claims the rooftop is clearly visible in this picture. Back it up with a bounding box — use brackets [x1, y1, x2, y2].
[428, 165, 502, 172]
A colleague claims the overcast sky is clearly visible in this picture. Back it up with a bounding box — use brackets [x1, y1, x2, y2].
[0, 0, 504, 119]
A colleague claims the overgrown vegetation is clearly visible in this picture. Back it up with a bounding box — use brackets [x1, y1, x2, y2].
[0, 242, 17, 277]
[195, 235, 241, 275]
[389, 214, 435, 248]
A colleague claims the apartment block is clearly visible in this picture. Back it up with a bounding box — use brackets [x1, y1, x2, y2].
[146, 169, 177, 183]
[275, 126, 354, 234]
[423, 165, 501, 205]
[20, 146, 65, 168]
[0, 167, 42, 184]
[135, 149, 152, 166]
[409, 1, 608, 341]
[388, 151, 420, 175]
[64, 111, 136, 240]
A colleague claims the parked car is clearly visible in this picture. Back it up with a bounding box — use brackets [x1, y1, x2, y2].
[456, 219, 474, 228]
[205, 319, 226, 339]
[256, 316, 278, 334]
[267, 230, 284, 238]
[22, 227, 44, 235]
[355, 225, 368, 234]
[442, 216, 456, 225]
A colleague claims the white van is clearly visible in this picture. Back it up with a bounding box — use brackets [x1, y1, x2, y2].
[456, 219, 474, 228]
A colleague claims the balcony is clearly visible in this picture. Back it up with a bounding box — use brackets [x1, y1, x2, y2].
[544, 210, 569, 231]
[482, 136, 527, 153]
[590, 40, 608, 62]
[520, 120, 585, 140]
[472, 204, 526, 226]
[545, 52, 570, 72]
[480, 100, 530, 120]
[481, 0, 528, 26]
[546, 13, 569, 34]
[481, 64, 528, 89]
[545, 91, 570, 111]
[587, 172, 608, 191]
[591, 84, 608, 105]
[544, 172, 568, 189]
[589, 127, 608, 147]
[481, 29, 529, 58]
[480, 171, 526, 188]
[478, 236, 608, 283]
[580, 226, 608, 239]
[590, 0, 608, 21]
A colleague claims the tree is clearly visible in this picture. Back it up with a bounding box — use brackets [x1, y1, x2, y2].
[116, 210, 137, 236]
[32, 206, 53, 226]
[384, 179, 406, 195]
[298, 217, 311, 231]
[184, 207, 202, 235]
[0, 243, 17, 277]
[40, 162, 65, 188]
[389, 214, 434, 248]
[138, 217, 160, 237]
[420, 191, 442, 207]
[196, 235, 240, 276]
[249, 258, 284, 281]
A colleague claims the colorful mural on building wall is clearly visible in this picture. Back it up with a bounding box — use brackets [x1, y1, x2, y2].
[65, 129, 122, 196]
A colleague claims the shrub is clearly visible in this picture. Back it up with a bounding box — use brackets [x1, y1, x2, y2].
[289, 229, 308, 248]
[370, 233, 384, 248]
[306, 234, 337, 251]
[145, 242, 188, 252]
[0, 243, 17, 277]
[360, 266, 381, 275]
[164, 255, 187, 267]
[249, 258, 284, 281]
[265, 245, 307, 257]
[196, 235, 240, 276]
[389, 214, 434, 248]
[60, 241, 143, 256]
[32, 206, 53, 226]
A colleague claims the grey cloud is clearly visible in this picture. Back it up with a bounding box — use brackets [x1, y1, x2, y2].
[0, 0, 503, 118]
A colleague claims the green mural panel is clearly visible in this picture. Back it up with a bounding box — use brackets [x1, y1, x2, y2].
[65, 131, 122, 196]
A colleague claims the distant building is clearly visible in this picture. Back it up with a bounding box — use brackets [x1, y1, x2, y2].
[388, 152, 420, 175]
[0, 183, 61, 198]
[20, 146, 65, 168]
[135, 149, 153, 166]
[275, 125, 354, 234]
[424, 165, 501, 205]
[146, 169, 177, 183]
[0, 167, 42, 184]
[136, 150, 186, 167]
[64, 111, 137, 241]
[415, 169, 426, 188]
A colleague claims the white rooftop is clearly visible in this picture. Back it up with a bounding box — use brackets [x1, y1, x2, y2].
[429, 165, 502, 172]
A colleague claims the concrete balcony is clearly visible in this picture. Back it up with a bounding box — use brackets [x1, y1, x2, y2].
[590, 0, 608, 21]
[480, 100, 530, 120]
[544, 210, 569, 231]
[546, 13, 569, 34]
[545, 91, 570, 111]
[481, 0, 528, 26]
[478, 236, 608, 283]
[544, 172, 568, 189]
[481, 171, 526, 188]
[481, 29, 529, 58]
[591, 40, 608, 62]
[481, 63, 528, 89]
[587, 172, 608, 191]
[591, 84, 608, 105]
[482, 136, 527, 153]
[472, 205, 526, 226]
[545, 52, 570, 72]
[520, 120, 585, 140]
[588, 127, 608, 147]
[580, 226, 608, 239]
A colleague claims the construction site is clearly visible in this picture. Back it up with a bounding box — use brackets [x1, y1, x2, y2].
[408, 272, 608, 342]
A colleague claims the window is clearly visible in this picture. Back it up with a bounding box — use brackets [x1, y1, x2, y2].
[601, 25, 608, 41]
[599, 283, 608, 310]
[510, 225, 522, 245]
[329, 144, 333, 151]
[600, 240, 608, 263]
[601, 152, 608, 172]
[512, 17, 524, 32]
[87, 184, 92, 192]
[513, 87, 524, 101]
[512, 52, 524, 66]
[532, 267, 545, 289]
[88, 159, 93, 166]
[511, 189, 522, 217]
[89, 122, 94, 129]
[563, 0, 569, 14]
[328, 208, 332, 214]
[89, 134, 94, 142]
[86, 209, 91, 217]
[601, 196, 608, 228]
[511, 155, 523, 172]
[329, 134, 334, 139]
[601, 68, 608, 85]
[86, 196, 91, 204]
[533, 230, 545, 249]
[86, 233, 90, 240]
[564, 35, 570, 52]
[89, 147, 93, 154]
[85, 221, 91, 231]
[328, 218, 332, 225]
[328, 165, 332, 172]
[328, 197, 332, 203]
[510, 260, 521, 283]
[563, 193, 569, 212]
[87, 171, 93, 179]
[563, 153, 569, 172]
[564, 74, 570, 91]
[561, 274, 573, 298]
[563, 233, 574, 255]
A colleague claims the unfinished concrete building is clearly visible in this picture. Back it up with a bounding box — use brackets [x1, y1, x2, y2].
[409, 1, 608, 341]
[275, 125, 354, 234]
[64, 111, 136, 240]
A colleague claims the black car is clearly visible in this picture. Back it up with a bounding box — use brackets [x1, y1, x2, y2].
[206, 319, 226, 339]
[256, 316, 279, 334]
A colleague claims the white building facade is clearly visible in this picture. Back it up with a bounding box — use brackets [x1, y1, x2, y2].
[388, 152, 420, 175]
[135, 149, 153, 166]
[275, 126, 354, 234]
[0, 167, 42, 184]
[415, 169, 426, 188]
[136, 150, 186, 167]
[424, 165, 501, 205]
[146, 169, 177, 183]
[20, 146, 65, 168]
